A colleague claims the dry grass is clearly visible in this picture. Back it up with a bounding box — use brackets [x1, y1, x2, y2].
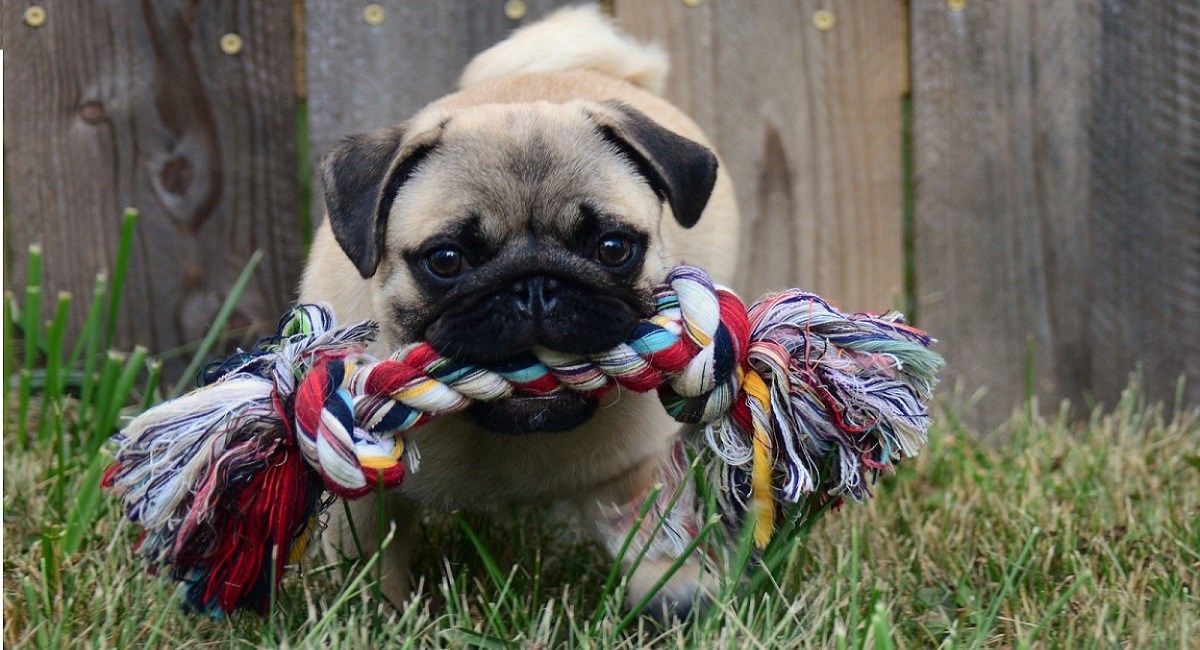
[4, 378, 1198, 648]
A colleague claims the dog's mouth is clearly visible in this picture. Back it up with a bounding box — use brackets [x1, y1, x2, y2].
[468, 392, 599, 434]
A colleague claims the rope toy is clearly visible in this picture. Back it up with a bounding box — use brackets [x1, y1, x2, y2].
[103, 265, 942, 615]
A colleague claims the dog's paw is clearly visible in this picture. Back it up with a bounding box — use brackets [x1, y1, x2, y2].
[640, 584, 714, 627]
[625, 557, 716, 626]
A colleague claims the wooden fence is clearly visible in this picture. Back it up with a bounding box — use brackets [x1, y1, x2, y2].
[3, 0, 1197, 431]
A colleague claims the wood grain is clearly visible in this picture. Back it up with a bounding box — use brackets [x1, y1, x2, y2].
[7, 0, 1191, 426]
[912, 0, 1199, 429]
[2, 0, 303, 377]
[1086, 1, 1200, 410]
[614, 0, 909, 312]
[304, 0, 574, 219]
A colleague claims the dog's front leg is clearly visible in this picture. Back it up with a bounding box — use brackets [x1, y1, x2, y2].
[578, 439, 717, 624]
[321, 489, 420, 610]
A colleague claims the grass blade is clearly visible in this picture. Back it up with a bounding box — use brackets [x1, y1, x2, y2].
[67, 274, 106, 370]
[1024, 569, 1091, 644]
[593, 483, 663, 624]
[4, 291, 15, 385]
[440, 629, 514, 650]
[21, 577, 44, 638]
[140, 358, 163, 412]
[614, 514, 721, 635]
[970, 527, 1039, 649]
[92, 346, 147, 454]
[41, 524, 63, 603]
[62, 452, 110, 555]
[452, 512, 516, 639]
[301, 524, 395, 646]
[88, 352, 124, 447]
[19, 262, 43, 448]
[170, 249, 263, 397]
[745, 494, 839, 595]
[102, 209, 138, 352]
[78, 274, 109, 423]
[39, 292, 72, 444]
[869, 600, 896, 650]
[23, 244, 43, 368]
[620, 455, 700, 598]
[17, 369, 33, 449]
[849, 524, 861, 642]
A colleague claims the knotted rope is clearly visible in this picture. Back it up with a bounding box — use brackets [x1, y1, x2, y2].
[104, 265, 942, 615]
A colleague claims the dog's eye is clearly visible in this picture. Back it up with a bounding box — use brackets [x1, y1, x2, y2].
[597, 235, 634, 267]
[426, 247, 466, 278]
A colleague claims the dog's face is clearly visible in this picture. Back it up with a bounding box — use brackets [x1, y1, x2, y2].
[320, 100, 717, 434]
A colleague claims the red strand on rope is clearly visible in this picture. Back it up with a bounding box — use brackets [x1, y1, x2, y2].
[167, 440, 321, 614]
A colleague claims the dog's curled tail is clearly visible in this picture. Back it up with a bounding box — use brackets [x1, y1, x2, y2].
[459, 5, 669, 95]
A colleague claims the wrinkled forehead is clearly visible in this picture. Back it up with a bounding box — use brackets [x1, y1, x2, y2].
[390, 103, 657, 243]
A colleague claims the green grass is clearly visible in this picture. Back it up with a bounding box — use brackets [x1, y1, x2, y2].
[6, 382, 1196, 647]
[4, 236, 1199, 647]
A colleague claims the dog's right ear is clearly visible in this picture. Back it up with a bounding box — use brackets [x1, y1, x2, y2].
[320, 121, 443, 278]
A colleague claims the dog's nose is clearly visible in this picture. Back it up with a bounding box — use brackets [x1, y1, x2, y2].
[510, 276, 560, 318]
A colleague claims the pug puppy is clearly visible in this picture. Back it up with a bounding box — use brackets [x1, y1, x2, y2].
[300, 6, 740, 619]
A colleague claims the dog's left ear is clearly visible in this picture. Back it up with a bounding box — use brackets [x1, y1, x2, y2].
[584, 101, 719, 228]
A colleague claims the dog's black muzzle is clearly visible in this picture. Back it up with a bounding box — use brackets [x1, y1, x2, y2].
[424, 272, 642, 434]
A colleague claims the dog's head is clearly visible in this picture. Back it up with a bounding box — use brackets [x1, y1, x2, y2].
[319, 100, 717, 433]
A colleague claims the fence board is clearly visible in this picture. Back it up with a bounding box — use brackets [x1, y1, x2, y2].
[614, 0, 908, 311]
[1088, 1, 1200, 411]
[912, 0, 1199, 429]
[305, 0, 574, 216]
[2, 1, 302, 375]
[6, 0, 1192, 427]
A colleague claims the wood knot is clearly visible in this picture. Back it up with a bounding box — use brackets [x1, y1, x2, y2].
[160, 156, 195, 196]
[181, 264, 204, 288]
[79, 100, 108, 125]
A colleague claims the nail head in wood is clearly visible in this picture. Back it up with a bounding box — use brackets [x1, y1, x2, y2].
[363, 4, 385, 25]
[219, 33, 244, 56]
[504, 0, 527, 20]
[813, 9, 835, 32]
[23, 5, 46, 27]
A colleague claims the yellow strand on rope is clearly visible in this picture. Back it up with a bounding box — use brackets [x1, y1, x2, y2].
[358, 437, 405, 470]
[287, 516, 317, 564]
[740, 369, 775, 548]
